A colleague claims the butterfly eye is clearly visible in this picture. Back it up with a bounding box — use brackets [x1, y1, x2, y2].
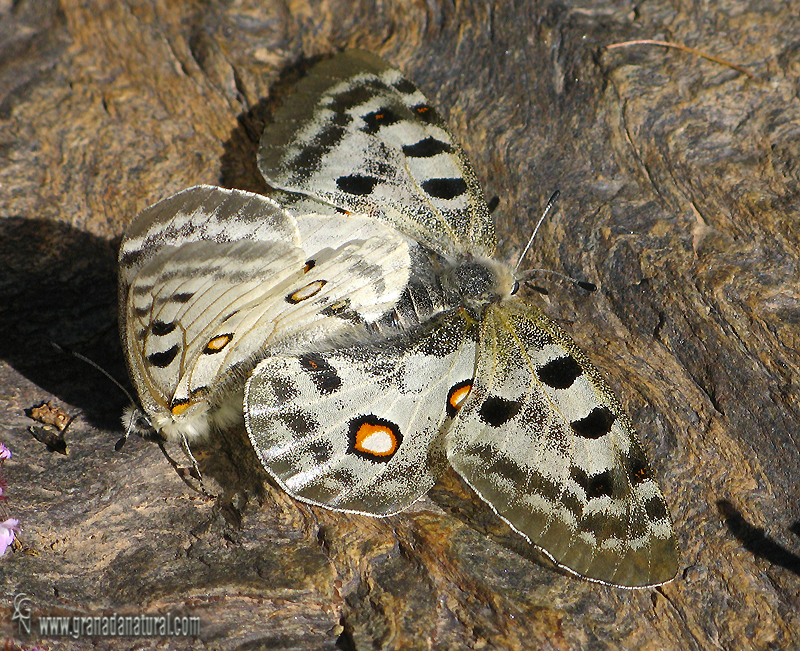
[511, 280, 520, 295]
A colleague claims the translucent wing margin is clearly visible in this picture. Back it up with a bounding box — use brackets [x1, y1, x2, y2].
[258, 50, 496, 258]
[245, 309, 478, 516]
[447, 299, 677, 587]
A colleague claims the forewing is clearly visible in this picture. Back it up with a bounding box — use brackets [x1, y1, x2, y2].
[258, 50, 496, 257]
[119, 185, 300, 283]
[120, 185, 411, 428]
[447, 299, 677, 587]
[244, 309, 479, 516]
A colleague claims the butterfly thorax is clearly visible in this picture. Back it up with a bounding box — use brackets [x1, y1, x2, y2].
[441, 256, 517, 308]
[371, 243, 515, 334]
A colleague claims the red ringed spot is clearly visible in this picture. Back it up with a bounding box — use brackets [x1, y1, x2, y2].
[446, 380, 473, 418]
[303, 260, 316, 273]
[287, 280, 327, 304]
[203, 333, 233, 354]
[347, 415, 402, 463]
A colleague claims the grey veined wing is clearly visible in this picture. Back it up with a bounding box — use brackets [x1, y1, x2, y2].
[447, 299, 678, 587]
[258, 50, 497, 259]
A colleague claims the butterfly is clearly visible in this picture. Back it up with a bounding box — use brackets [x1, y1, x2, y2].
[118, 50, 677, 587]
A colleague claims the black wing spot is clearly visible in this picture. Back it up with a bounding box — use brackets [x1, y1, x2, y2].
[307, 440, 335, 464]
[132, 284, 154, 296]
[422, 178, 467, 200]
[402, 137, 452, 158]
[412, 103, 437, 123]
[645, 495, 668, 521]
[586, 470, 614, 499]
[627, 449, 652, 485]
[478, 396, 522, 427]
[337, 174, 379, 196]
[172, 292, 194, 303]
[392, 78, 417, 94]
[150, 320, 176, 336]
[538, 356, 583, 390]
[147, 345, 179, 368]
[571, 407, 616, 439]
[362, 107, 400, 134]
[269, 376, 299, 404]
[299, 353, 342, 395]
[278, 409, 317, 438]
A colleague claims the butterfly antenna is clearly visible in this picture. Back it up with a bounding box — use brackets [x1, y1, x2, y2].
[51, 342, 147, 450]
[514, 190, 560, 274]
[512, 191, 596, 292]
[51, 342, 139, 407]
[518, 268, 597, 292]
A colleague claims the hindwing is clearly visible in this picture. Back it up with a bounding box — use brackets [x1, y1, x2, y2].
[244, 309, 478, 515]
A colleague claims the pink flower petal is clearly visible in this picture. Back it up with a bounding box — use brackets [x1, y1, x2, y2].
[0, 518, 19, 555]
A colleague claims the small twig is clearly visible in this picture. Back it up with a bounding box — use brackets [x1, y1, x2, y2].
[606, 39, 755, 79]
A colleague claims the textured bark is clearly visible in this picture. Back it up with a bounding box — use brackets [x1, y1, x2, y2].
[0, 0, 798, 649]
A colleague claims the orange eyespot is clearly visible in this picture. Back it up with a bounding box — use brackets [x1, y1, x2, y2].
[204, 333, 232, 353]
[171, 401, 191, 416]
[348, 416, 402, 462]
[446, 380, 473, 418]
[287, 280, 327, 304]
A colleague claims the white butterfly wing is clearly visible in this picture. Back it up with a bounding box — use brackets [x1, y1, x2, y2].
[124, 238, 303, 424]
[447, 300, 677, 587]
[120, 185, 412, 440]
[244, 309, 478, 515]
[258, 50, 496, 258]
[119, 185, 300, 278]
